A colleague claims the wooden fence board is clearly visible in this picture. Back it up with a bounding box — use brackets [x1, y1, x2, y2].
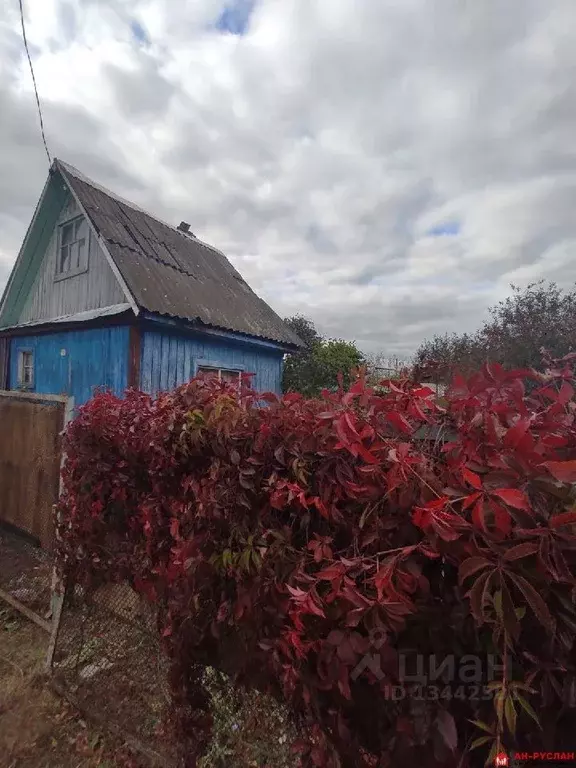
[0, 393, 65, 549]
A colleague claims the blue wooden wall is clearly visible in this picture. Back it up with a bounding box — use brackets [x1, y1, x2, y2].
[140, 329, 284, 395]
[7, 324, 284, 407]
[9, 326, 129, 407]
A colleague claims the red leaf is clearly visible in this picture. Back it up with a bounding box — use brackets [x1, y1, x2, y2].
[462, 491, 481, 510]
[385, 412, 413, 434]
[467, 569, 490, 622]
[558, 380, 574, 405]
[286, 585, 307, 600]
[357, 444, 380, 465]
[549, 511, 576, 529]
[492, 502, 512, 536]
[316, 563, 346, 581]
[507, 572, 553, 629]
[504, 418, 531, 449]
[462, 467, 482, 490]
[543, 460, 576, 484]
[170, 518, 180, 540]
[283, 393, 302, 403]
[483, 361, 504, 382]
[492, 488, 530, 511]
[503, 542, 538, 560]
[458, 557, 491, 584]
[471, 498, 486, 531]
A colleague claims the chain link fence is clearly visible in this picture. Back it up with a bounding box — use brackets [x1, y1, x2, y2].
[50, 580, 297, 767]
[0, 524, 53, 625]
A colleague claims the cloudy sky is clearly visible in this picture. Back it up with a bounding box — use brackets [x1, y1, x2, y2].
[1, 0, 575, 356]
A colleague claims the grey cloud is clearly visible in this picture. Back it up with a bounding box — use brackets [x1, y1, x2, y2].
[2, 0, 576, 358]
[103, 55, 175, 118]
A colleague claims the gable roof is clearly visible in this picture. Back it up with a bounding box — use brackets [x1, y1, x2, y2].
[1, 159, 302, 349]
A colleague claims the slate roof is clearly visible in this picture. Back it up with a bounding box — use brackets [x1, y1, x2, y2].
[55, 160, 302, 348]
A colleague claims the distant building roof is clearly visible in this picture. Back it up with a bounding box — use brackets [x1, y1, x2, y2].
[55, 159, 302, 349]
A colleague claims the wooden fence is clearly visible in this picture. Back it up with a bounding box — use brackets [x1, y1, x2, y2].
[0, 391, 72, 549]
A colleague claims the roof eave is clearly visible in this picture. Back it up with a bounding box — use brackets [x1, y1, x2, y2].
[140, 310, 301, 352]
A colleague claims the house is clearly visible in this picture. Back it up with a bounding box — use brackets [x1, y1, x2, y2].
[0, 160, 302, 406]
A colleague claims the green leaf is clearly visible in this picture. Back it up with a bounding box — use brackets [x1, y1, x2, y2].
[514, 692, 541, 729]
[494, 690, 505, 728]
[239, 548, 252, 571]
[485, 740, 499, 767]
[469, 719, 494, 735]
[471, 736, 493, 750]
[504, 695, 517, 735]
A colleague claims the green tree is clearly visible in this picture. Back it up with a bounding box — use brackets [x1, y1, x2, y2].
[414, 281, 576, 383]
[282, 316, 365, 396]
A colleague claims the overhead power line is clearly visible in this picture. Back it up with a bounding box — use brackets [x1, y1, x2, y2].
[18, 0, 52, 165]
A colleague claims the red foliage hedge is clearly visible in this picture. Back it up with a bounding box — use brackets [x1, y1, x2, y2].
[57, 358, 576, 767]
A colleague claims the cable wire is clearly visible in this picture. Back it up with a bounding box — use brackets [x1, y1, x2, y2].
[18, 0, 52, 165]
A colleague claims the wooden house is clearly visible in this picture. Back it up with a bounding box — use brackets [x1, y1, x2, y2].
[0, 160, 301, 406]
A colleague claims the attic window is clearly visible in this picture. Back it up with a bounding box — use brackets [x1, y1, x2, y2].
[56, 216, 89, 279]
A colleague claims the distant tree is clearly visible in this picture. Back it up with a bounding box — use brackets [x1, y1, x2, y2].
[414, 281, 576, 383]
[282, 316, 365, 396]
[283, 315, 321, 350]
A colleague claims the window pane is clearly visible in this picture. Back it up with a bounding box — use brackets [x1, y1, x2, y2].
[221, 369, 240, 384]
[61, 223, 74, 246]
[60, 244, 70, 273]
[74, 219, 86, 239]
[68, 242, 77, 270]
[197, 367, 219, 380]
[19, 351, 33, 386]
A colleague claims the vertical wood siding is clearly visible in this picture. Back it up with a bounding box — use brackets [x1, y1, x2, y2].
[9, 326, 129, 407]
[19, 195, 126, 324]
[0, 396, 64, 548]
[0, 338, 8, 389]
[140, 329, 284, 395]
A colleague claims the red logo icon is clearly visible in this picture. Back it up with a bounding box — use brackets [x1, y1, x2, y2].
[495, 754, 508, 767]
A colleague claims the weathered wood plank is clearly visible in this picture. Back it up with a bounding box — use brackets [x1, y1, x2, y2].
[0, 393, 64, 548]
[0, 587, 52, 632]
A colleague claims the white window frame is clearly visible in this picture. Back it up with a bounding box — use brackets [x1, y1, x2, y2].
[55, 215, 89, 280]
[195, 359, 251, 389]
[17, 349, 34, 389]
[197, 366, 243, 386]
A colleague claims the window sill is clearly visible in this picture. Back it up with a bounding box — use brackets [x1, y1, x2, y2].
[54, 266, 89, 283]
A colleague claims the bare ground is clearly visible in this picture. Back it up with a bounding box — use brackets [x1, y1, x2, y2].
[0, 604, 146, 768]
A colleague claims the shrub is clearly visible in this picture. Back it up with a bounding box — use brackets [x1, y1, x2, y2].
[57, 358, 576, 767]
